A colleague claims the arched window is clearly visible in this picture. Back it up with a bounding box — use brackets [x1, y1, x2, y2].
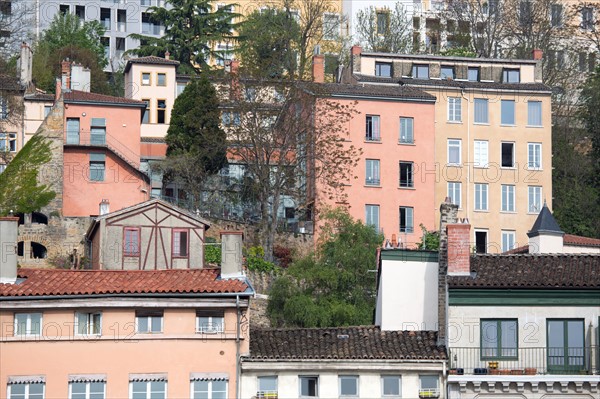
[31, 212, 48, 225]
[30, 242, 47, 259]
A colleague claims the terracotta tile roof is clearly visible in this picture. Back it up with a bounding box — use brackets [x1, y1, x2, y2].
[448, 254, 600, 289]
[0, 268, 249, 298]
[303, 82, 435, 101]
[564, 234, 600, 247]
[124, 56, 180, 72]
[247, 326, 446, 361]
[64, 90, 146, 106]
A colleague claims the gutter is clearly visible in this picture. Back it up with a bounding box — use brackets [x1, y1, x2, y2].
[0, 291, 254, 302]
[64, 100, 146, 108]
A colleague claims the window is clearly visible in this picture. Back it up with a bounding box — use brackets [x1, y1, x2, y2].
[70, 381, 105, 399]
[191, 380, 226, 399]
[412, 64, 429, 79]
[131, 381, 166, 399]
[474, 140, 488, 168]
[399, 207, 414, 233]
[448, 97, 461, 122]
[468, 67, 480, 81]
[100, 8, 111, 30]
[528, 186, 542, 213]
[481, 319, 518, 359]
[123, 228, 140, 257]
[501, 230, 515, 253]
[66, 118, 80, 144]
[365, 115, 380, 141]
[172, 229, 188, 257]
[366, 159, 380, 186]
[447, 139, 461, 165]
[375, 62, 392, 77]
[196, 310, 224, 333]
[474, 98, 488, 124]
[474, 183, 488, 211]
[0, 132, 16, 152]
[376, 10, 389, 34]
[399, 162, 413, 188]
[528, 142, 542, 169]
[299, 376, 318, 397]
[551, 4, 563, 27]
[365, 205, 380, 232]
[448, 182, 461, 208]
[399, 117, 413, 143]
[117, 9, 127, 32]
[501, 142, 515, 168]
[475, 230, 488, 253]
[221, 111, 240, 126]
[582, 7, 593, 30]
[8, 382, 44, 399]
[14, 313, 42, 336]
[90, 118, 106, 145]
[141, 12, 162, 35]
[547, 319, 585, 372]
[59, 4, 69, 15]
[519, 1, 531, 26]
[101, 37, 110, 60]
[75, 312, 102, 335]
[501, 184, 515, 212]
[527, 101, 542, 126]
[323, 13, 340, 40]
[440, 65, 454, 79]
[89, 153, 105, 182]
[0, 96, 8, 119]
[245, 87, 257, 102]
[339, 376, 358, 397]
[257, 376, 277, 398]
[157, 73, 166, 86]
[141, 72, 151, 85]
[501, 100, 515, 125]
[176, 82, 187, 97]
[502, 69, 520, 83]
[44, 106, 52, 117]
[381, 376, 401, 396]
[419, 376, 439, 398]
[156, 99, 166, 124]
[136, 310, 163, 333]
[142, 99, 150, 124]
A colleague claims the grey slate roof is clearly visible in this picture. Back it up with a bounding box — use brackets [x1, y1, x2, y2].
[247, 326, 447, 361]
[303, 82, 436, 101]
[527, 203, 564, 237]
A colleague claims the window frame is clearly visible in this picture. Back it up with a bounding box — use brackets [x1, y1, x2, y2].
[69, 381, 106, 399]
[448, 181, 462, 208]
[14, 312, 42, 336]
[365, 204, 380, 232]
[135, 310, 163, 334]
[527, 100, 542, 127]
[399, 117, 414, 144]
[480, 318, 519, 360]
[447, 97, 462, 122]
[501, 184, 516, 212]
[381, 375, 401, 397]
[322, 13, 340, 41]
[257, 376, 277, 396]
[474, 140, 488, 168]
[299, 376, 319, 398]
[399, 161, 414, 188]
[75, 311, 102, 336]
[365, 159, 381, 186]
[8, 382, 45, 399]
[172, 228, 189, 258]
[123, 227, 141, 257]
[546, 318, 585, 373]
[502, 68, 520, 83]
[501, 142, 515, 168]
[528, 186, 542, 213]
[0, 132, 17, 152]
[467, 67, 480, 82]
[156, 99, 166, 124]
[501, 230, 516, 252]
[89, 153, 106, 182]
[365, 115, 381, 141]
[412, 64, 429, 79]
[399, 206, 414, 233]
[418, 375, 439, 397]
[130, 380, 167, 399]
[339, 375, 359, 397]
[527, 142, 542, 169]
[474, 183, 488, 211]
[473, 98, 489, 124]
[157, 73, 166, 87]
[501, 99, 516, 125]
[141, 72, 151, 86]
[142, 99, 150, 124]
[196, 310, 225, 334]
[375, 62, 392, 77]
[440, 65, 455, 79]
[447, 139, 462, 165]
[190, 380, 227, 399]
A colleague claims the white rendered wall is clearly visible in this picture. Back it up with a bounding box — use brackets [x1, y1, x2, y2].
[528, 234, 564, 254]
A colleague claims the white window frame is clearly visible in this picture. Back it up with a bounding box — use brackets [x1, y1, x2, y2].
[473, 98, 489, 124]
[69, 381, 106, 399]
[419, 375, 439, 398]
[365, 204, 380, 233]
[399, 206, 414, 233]
[196, 312, 225, 334]
[339, 375, 359, 397]
[474, 183, 488, 211]
[190, 380, 227, 399]
[448, 182, 462, 208]
[528, 186, 542, 213]
[0, 132, 17, 153]
[129, 380, 167, 399]
[381, 375, 401, 397]
[135, 311, 163, 334]
[528, 142, 542, 169]
[75, 312, 102, 336]
[501, 184, 515, 212]
[448, 97, 462, 122]
[257, 376, 277, 398]
[14, 313, 42, 336]
[474, 140, 488, 168]
[299, 376, 319, 398]
[8, 382, 45, 399]
[366, 159, 381, 186]
[501, 230, 516, 252]
[447, 139, 462, 165]
[399, 117, 414, 144]
[366, 115, 381, 141]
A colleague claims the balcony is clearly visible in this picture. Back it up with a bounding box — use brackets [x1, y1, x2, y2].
[64, 130, 141, 170]
[449, 346, 599, 376]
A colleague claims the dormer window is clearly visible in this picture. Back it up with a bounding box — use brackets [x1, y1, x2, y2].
[502, 68, 520, 83]
[412, 64, 429, 79]
[468, 67, 480, 81]
[375, 62, 392, 77]
[440, 66, 454, 79]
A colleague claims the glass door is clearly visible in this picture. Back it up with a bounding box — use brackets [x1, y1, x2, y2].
[547, 319, 585, 373]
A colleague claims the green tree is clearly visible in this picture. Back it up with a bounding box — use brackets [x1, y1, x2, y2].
[237, 9, 300, 79]
[128, 0, 238, 73]
[161, 76, 228, 203]
[0, 134, 56, 215]
[267, 208, 383, 328]
[354, 2, 413, 53]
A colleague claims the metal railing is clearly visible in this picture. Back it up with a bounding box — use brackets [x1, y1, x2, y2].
[256, 391, 278, 399]
[64, 130, 141, 169]
[449, 346, 599, 375]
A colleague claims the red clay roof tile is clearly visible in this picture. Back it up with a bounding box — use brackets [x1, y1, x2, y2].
[64, 90, 146, 106]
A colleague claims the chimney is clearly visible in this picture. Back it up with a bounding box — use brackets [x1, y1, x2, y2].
[0, 216, 19, 284]
[19, 42, 33, 87]
[228, 59, 241, 101]
[437, 199, 458, 346]
[55, 78, 62, 101]
[220, 231, 244, 279]
[532, 48, 543, 60]
[312, 54, 325, 83]
[61, 59, 72, 90]
[165, 51, 170, 60]
[447, 220, 471, 275]
[99, 199, 110, 216]
[351, 45, 362, 74]
[71, 63, 91, 92]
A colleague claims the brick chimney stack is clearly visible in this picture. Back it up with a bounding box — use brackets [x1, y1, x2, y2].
[351, 45, 362, 74]
[447, 221, 471, 275]
[312, 54, 325, 83]
[165, 51, 170, 60]
[532, 49, 543, 60]
[228, 59, 241, 101]
[61, 58, 72, 91]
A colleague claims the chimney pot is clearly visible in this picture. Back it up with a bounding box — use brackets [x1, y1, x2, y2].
[165, 51, 170, 60]
[351, 45, 362, 56]
[532, 49, 543, 60]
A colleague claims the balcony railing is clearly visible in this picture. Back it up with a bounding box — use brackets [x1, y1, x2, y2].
[449, 346, 599, 376]
[64, 130, 141, 169]
[256, 391, 278, 399]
